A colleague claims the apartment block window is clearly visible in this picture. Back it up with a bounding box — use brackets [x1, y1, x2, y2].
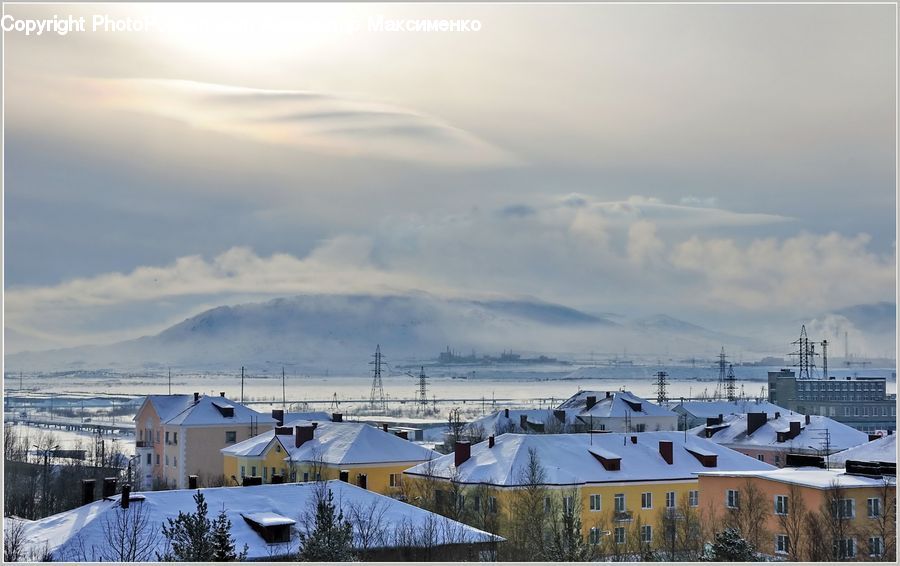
[844, 406, 851, 416]
[834, 538, 856, 559]
[867, 498, 881, 518]
[832, 499, 855, 519]
[173, 432, 178, 444]
[614, 527, 625, 545]
[263, 467, 268, 480]
[146, 453, 151, 465]
[240, 465, 245, 477]
[868, 537, 884, 557]
[688, 490, 699, 507]
[641, 492, 652, 509]
[173, 456, 177, 467]
[776, 534, 789, 555]
[589, 527, 602, 545]
[389, 473, 402, 487]
[251, 465, 257, 476]
[488, 496, 498, 514]
[165, 432, 170, 444]
[726, 489, 740, 509]
[614, 494, 626, 513]
[665, 491, 676, 509]
[473, 496, 481, 512]
[165, 455, 169, 466]
[589, 494, 601, 511]
[225, 431, 237, 444]
[303, 472, 309, 482]
[563, 496, 574, 514]
[775, 495, 789, 516]
[640, 525, 652, 543]
[757, 454, 765, 461]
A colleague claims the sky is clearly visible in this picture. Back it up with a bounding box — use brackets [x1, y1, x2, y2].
[3, 3, 896, 358]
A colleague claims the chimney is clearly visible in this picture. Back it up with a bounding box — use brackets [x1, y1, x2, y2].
[606, 391, 611, 398]
[331, 413, 343, 423]
[275, 426, 292, 435]
[520, 415, 529, 429]
[193, 392, 200, 404]
[586, 395, 597, 410]
[775, 411, 781, 419]
[120, 484, 131, 509]
[395, 431, 408, 440]
[454, 441, 471, 467]
[188, 475, 198, 489]
[219, 391, 225, 397]
[339, 470, 350, 482]
[630, 435, 638, 444]
[295, 425, 314, 448]
[659, 440, 673, 464]
[311, 422, 318, 430]
[805, 414, 811, 425]
[102, 477, 117, 498]
[789, 421, 801, 439]
[81, 479, 96, 505]
[718, 413, 723, 421]
[553, 409, 566, 423]
[382, 423, 389, 433]
[357, 474, 367, 490]
[272, 409, 284, 426]
[747, 412, 767, 436]
[504, 408, 509, 418]
[488, 435, 495, 448]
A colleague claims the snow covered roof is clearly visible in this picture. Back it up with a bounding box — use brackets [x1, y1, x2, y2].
[139, 395, 195, 422]
[699, 467, 896, 490]
[467, 408, 580, 435]
[16, 481, 500, 561]
[223, 421, 438, 465]
[671, 399, 788, 419]
[283, 411, 332, 423]
[557, 390, 676, 419]
[829, 434, 897, 467]
[164, 395, 275, 426]
[405, 432, 774, 487]
[241, 511, 296, 527]
[688, 413, 869, 453]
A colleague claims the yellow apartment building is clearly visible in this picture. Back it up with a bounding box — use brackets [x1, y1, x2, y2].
[222, 417, 438, 494]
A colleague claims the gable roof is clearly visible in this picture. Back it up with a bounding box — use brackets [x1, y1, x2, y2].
[137, 395, 194, 422]
[404, 432, 774, 487]
[468, 408, 580, 435]
[164, 395, 275, 426]
[688, 413, 869, 452]
[223, 421, 438, 465]
[829, 433, 896, 467]
[671, 399, 788, 419]
[18, 481, 500, 561]
[557, 390, 676, 419]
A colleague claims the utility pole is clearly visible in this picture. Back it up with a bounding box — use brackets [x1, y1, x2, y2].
[168, 368, 172, 395]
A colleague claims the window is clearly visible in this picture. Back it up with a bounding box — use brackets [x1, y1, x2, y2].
[634, 423, 646, 432]
[774, 455, 781, 465]
[614, 527, 625, 545]
[775, 534, 789, 554]
[844, 406, 851, 416]
[775, 495, 789, 516]
[589, 527, 602, 545]
[640, 525, 652, 543]
[832, 498, 855, 519]
[173, 432, 178, 444]
[867, 498, 881, 518]
[589, 494, 601, 511]
[834, 538, 856, 559]
[665, 491, 676, 509]
[614, 493, 626, 513]
[165, 454, 169, 466]
[727, 489, 740, 509]
[263, 467, 268, 480]
[488, 496, 498, 513]
[251, 465, 257, 476]
[389, 473, 402, 487]
[868, 537, 883, 557]
[302, 472, 309, 482]
[240, 465, 245, 477]
[688, 490, 699, 507]
[562, 496, 574, 514]
[641, 492, 652, 509]
[146, 453, 151, 464]
[173, 456, 177, 467]
[544, 496, 552, 513]
[225, 431, 237, 444]
[473, 496, 481, 512]
[757, 454, 764, 461]
[271, 467, 275, 479]
[855, 407, 860, 416]
[165, 431, 170, 444]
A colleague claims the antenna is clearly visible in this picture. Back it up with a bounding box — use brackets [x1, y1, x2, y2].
[369, 345, 387, 412]
[655, 371, 668, 404]
[725, 364, 737, 402]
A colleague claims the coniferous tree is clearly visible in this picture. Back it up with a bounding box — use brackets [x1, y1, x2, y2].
[159, 492, 214, 561]
[701, 527, 759, 562]
[211, 507, 249, 561]
[297, 488, 355, 561]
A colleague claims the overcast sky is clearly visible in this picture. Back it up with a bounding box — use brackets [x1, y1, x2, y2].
[4, 3, 896, 355]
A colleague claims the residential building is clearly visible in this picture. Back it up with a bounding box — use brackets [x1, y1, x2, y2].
[221, 418, 437, 493]
[556, 390, 678, 432]
[670, 399, 788, 430]
[134, 393, 275, 489]
[689, 411, 869, 467]
[698, 464, 896, 560]
[403, 431, 774, 543]
[467, 407, 582, 437]
[829, 433, 896, 469]
[767, 369, 896, 432]
[17, 480, 501, 561]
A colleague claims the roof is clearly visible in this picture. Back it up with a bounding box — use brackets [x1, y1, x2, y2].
[671, 399, 788, 419]
[164, 395, 275, 426]
[283, 411, 332, 423]
[223, 421, 438, 465]
[17, 481, 500, 561]
[138, 395, 194, 422]
[689, 413, 869, 453]
[404, 432, 774, 487]
[829, 434, 897, 467]
[557, 390, 676, 419]
[468, 408, 580, 435]
[699, 466, 896, 490]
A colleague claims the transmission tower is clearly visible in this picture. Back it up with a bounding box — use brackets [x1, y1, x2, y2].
[368, 345, 387, 412]
[725, 364, 737, 402]
[716, 347, 727, 400]
[406, 366, 429, 413]
[655, 371, 668, 405]
[789, 325, 818, 379]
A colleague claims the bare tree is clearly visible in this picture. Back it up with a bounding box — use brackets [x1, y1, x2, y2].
[866, 476, 897, 561]
[724, 479, 769, 551]
[821, 480, 859, 561]
[777, 481, 808, 561]
[347, 499, 389, 552]
[507, 448, 550, 560]
[3, 519, 27, 562]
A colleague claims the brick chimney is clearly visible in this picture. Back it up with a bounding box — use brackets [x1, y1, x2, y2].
[630, 435, 638, 444]
[586, 395, 597, 410]
[488, 435, 495, 448]
[747, 412, 767, 436]
[659, 440, 673, 464]
[272, 409, 284, 426]
[219, 391, 225, 397]
[787, 421, 801, 440]
[382, 423, 389, 432]
[454, 441, 471, 467]
[332, 413, 343, 422]
[81, 479, 96, 505]
[295, 425, 314, 448]
[193, 392, 200, 404]
[120, 484, 131, 509]
[805, 414, 811, 425]
[504, 408, 509, 418]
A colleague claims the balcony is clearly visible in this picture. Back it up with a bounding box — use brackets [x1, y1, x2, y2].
[614, 511, 633, 523]
[135, 440, 152, 448]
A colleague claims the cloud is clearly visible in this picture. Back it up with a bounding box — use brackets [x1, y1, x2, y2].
[66, 78, 516, 166]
